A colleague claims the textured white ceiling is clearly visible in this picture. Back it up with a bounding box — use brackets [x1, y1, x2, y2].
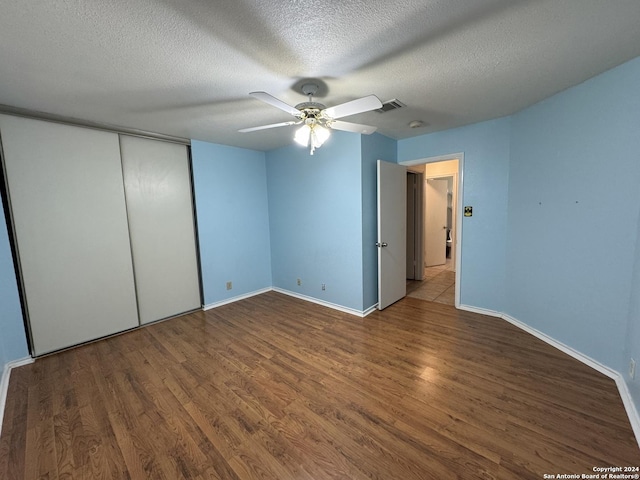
[1, 0, 639, 151]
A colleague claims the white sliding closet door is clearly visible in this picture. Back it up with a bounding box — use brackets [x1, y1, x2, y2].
[119, 135, 201, 324]
[0, 115, 139, 355]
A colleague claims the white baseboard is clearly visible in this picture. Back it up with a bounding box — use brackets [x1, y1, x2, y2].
[499, 312, 619, 379]
[459, 304, 640, 448]
[272, 288, 372, 317]
[616, 375, 640, 448]
[203, 287, 273, 310]
[458, 304, 502, 318]
[362, 304, 379, 317]
[203, 287, 375, 318]
[0, 356, 34, 437]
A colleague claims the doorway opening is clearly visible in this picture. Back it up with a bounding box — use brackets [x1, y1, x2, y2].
[400, 154, 462, 307]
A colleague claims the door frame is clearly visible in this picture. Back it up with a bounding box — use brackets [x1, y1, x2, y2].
[406, 170, 424, 281]
[399, 152, 463, 308]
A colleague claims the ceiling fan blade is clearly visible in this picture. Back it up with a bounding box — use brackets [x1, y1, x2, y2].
[238, 120, 299, 133]
[250, 91, 301, 116]
[323, 95, 382, 119]
[330, 120, 378, 135]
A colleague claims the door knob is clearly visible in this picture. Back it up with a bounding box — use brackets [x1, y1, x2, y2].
[375, 242, 388, 247]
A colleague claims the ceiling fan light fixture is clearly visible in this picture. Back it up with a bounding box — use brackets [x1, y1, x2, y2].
[295, 122, 330, 155]
[294, 124, 311, 147]
[311, 123, 330, 146]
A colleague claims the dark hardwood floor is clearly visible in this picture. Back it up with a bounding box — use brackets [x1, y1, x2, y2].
[1, 291, 639, 479]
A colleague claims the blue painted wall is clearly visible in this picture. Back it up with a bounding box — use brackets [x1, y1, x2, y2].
[626, 205, 640, 409]
[361, 133, 397, 310]
[191, 141, 272, 306]
[506, 56, 640, 373]
[0, 197, 29, 367]
[266, 131, 366, 311]
[398, 117, 511, 311]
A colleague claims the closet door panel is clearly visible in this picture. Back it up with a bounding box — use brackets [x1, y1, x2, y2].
[120, 135, 201, 324]
[0, 115, 139, 355]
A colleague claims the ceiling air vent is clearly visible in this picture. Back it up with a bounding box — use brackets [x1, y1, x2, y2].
[375, 99, 406, 113]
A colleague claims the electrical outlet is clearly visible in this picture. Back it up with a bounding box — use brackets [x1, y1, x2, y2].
[297, 278, 301, 286]
[226, 281, 232, 290]
[321, 283, 326, 291]
[630, 358, 636, 380]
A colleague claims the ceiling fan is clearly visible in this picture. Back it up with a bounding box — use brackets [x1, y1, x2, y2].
[239, 83, 383, 154]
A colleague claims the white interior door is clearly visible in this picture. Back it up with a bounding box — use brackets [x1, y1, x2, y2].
[425, 178, 448, 266]
[0, 115, 139, 355]
[120, 135, 201, 324]
[377, 160, 406, 310]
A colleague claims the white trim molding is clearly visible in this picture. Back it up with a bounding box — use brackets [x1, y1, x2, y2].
[616, 376, 640, 449]
[458, 304, 502, 319]
[400, 152, 464, 166]
[202, 287, 273, 311]
[272, 288, 374, 318]
[0, 356, 34, 436]
[362, 304, 379, 317]
[203, 287, 378, 318]
[459, 304, 640, 449]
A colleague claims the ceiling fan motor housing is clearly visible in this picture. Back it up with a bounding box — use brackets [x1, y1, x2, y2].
[294, 102, 325, 113]
[297, 83, 327, 120]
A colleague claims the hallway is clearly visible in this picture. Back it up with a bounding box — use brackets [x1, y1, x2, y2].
[406, 260, 455, 305]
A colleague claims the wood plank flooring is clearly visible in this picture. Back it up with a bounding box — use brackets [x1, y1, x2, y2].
[1, 291, 639, 479]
